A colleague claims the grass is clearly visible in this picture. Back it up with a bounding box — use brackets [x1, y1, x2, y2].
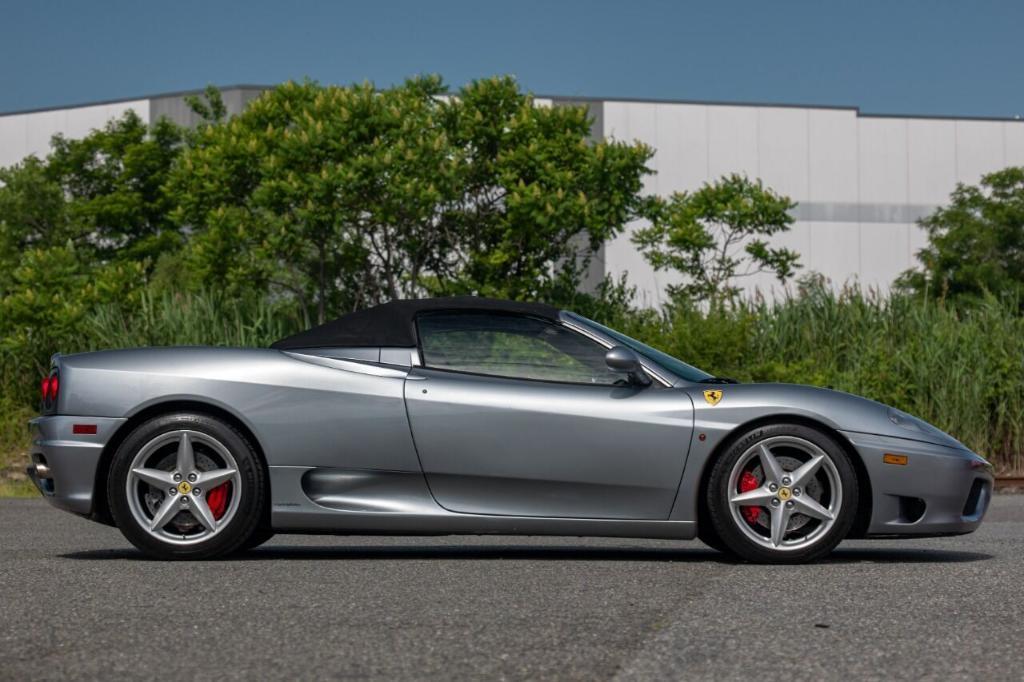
[0, 401, 33, 497]
[0, 478, 39, 498]
[0, 287, 1021, 498]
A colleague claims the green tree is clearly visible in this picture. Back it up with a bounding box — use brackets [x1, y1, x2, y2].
[0, 158, 70, 293]
[0, 111, 185, 283]
[184, 85, 228, 126]
[437, 77, 654, 303]
[632, 174, 800, 304]
[897, 167, 1024, 301]
[0, 240, 144, 386]
[171, 76, 654, 323]
[0, 111, 182, 386]
[46, 111, 184, 267]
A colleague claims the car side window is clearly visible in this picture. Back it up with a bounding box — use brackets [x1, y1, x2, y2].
[417, 312, 624, 385]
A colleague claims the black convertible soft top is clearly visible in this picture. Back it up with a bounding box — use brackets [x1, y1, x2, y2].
[270, 296, 561, 350]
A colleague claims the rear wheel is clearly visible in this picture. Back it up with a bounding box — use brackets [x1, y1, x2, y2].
[108, 412, 266, 560]
[706, 423, 857, 563]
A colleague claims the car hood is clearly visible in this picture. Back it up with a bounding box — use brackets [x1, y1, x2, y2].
[682, 382, 967, 451]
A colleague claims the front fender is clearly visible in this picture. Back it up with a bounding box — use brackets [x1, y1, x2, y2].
[667, 383, 934, 523]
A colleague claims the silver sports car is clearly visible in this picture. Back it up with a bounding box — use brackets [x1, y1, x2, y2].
[28, 296, 993, 562]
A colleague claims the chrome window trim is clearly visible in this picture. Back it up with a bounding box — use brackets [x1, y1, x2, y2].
[558, 318, 674, 388]
[283, 352, 411, 379]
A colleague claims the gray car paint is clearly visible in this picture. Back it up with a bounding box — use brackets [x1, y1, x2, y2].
[404, 367, 693, 519]
[665, 381, 991, 535]
[28, 313, 992, 541]
[54, 347, 421, 472]
[28, 415, 125, 515]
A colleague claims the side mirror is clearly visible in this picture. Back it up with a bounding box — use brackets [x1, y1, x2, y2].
[605, 346, 651, 387]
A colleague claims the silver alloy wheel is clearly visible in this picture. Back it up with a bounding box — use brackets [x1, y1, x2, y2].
[125, 429, 242, 546]
[727, 435, 842, 552]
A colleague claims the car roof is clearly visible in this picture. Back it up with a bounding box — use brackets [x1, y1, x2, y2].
[270, 296, 562, 350]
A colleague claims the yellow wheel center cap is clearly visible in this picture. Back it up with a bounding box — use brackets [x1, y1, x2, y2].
[778, 487, 792, 501]
[177, 481, 192, 495]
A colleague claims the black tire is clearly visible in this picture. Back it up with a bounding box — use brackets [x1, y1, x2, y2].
[705, 423, 858, 564]
[697, 516, 729, 553]
[108, 412, 266, 560]
[239, 527, 275, 552]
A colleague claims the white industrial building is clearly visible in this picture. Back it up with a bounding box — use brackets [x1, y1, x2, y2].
[2, 87, 1023, 305]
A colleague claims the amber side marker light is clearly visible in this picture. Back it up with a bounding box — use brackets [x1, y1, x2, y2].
[883, 453, 909, 466]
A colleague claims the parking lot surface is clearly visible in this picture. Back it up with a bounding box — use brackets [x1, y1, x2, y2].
[1, 496, 1021, 680]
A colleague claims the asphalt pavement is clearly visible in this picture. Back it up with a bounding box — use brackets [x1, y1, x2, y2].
[1, 496, 1022, 681]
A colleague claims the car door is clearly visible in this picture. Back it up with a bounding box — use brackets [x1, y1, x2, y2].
[403, 311, 694, 520]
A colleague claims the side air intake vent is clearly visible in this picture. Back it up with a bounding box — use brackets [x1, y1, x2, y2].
[962, 479, 990, 521]
[896, 496, 926, 524]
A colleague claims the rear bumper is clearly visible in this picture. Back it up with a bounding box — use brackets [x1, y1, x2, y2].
[28, 415, 125, 516]
[841, 431, 993, 537]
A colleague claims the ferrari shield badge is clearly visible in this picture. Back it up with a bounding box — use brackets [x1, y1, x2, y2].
[703, 389, 723, 406]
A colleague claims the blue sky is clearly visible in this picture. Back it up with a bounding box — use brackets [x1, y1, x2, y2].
[2, 0, 1022, 117]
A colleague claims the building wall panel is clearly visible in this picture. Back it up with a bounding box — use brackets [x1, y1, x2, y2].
[858, 118, 908, 205]
[707, 105, 759, 179]
[1003, 121, 1024, 167]
[907, 118, 956, 205]
[859, 222, 913, 289]
[0, 113, 29, 167]
[652, 103, 708, 193]
[808, 221, 861, 288]
[955, 119, 1005, 185]
[807, 108, 858, 203]
[757, 107, 809, 200]
[601, 101, 667, 307]
[1, 99, 149, 168]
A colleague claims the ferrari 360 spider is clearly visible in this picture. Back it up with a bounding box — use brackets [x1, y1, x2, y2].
[28, 296, 992, 562]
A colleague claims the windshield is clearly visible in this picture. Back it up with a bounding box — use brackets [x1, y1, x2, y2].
[564, 313, 713, 383]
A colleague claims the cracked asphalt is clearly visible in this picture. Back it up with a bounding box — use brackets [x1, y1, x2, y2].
[1, 495, 1022, 681]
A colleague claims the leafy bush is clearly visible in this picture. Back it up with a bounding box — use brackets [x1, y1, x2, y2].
[898, 166, 1024, 302]
[633, 174, 800, 304]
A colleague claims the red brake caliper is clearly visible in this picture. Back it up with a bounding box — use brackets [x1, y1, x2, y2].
[206, 482, 231, 520]
[738, 471, 761, 525]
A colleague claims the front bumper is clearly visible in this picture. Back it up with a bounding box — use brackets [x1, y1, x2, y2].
[27, 415, 125, 516]
[841, 431, 993, 536]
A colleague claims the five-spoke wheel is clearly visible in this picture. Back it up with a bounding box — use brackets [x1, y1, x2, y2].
[706, 423, 858, 563]
[125, 430, 241, 544]
[109, 412, 267, 560]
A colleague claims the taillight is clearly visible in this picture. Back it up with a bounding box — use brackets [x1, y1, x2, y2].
[40, 372, 59, 406]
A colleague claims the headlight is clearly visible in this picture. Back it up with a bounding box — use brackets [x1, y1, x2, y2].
[887, 408, 964, 449]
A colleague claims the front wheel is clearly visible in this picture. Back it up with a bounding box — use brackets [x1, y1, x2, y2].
[108, 412, 267, 560]
[705, 423, 858, 563]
